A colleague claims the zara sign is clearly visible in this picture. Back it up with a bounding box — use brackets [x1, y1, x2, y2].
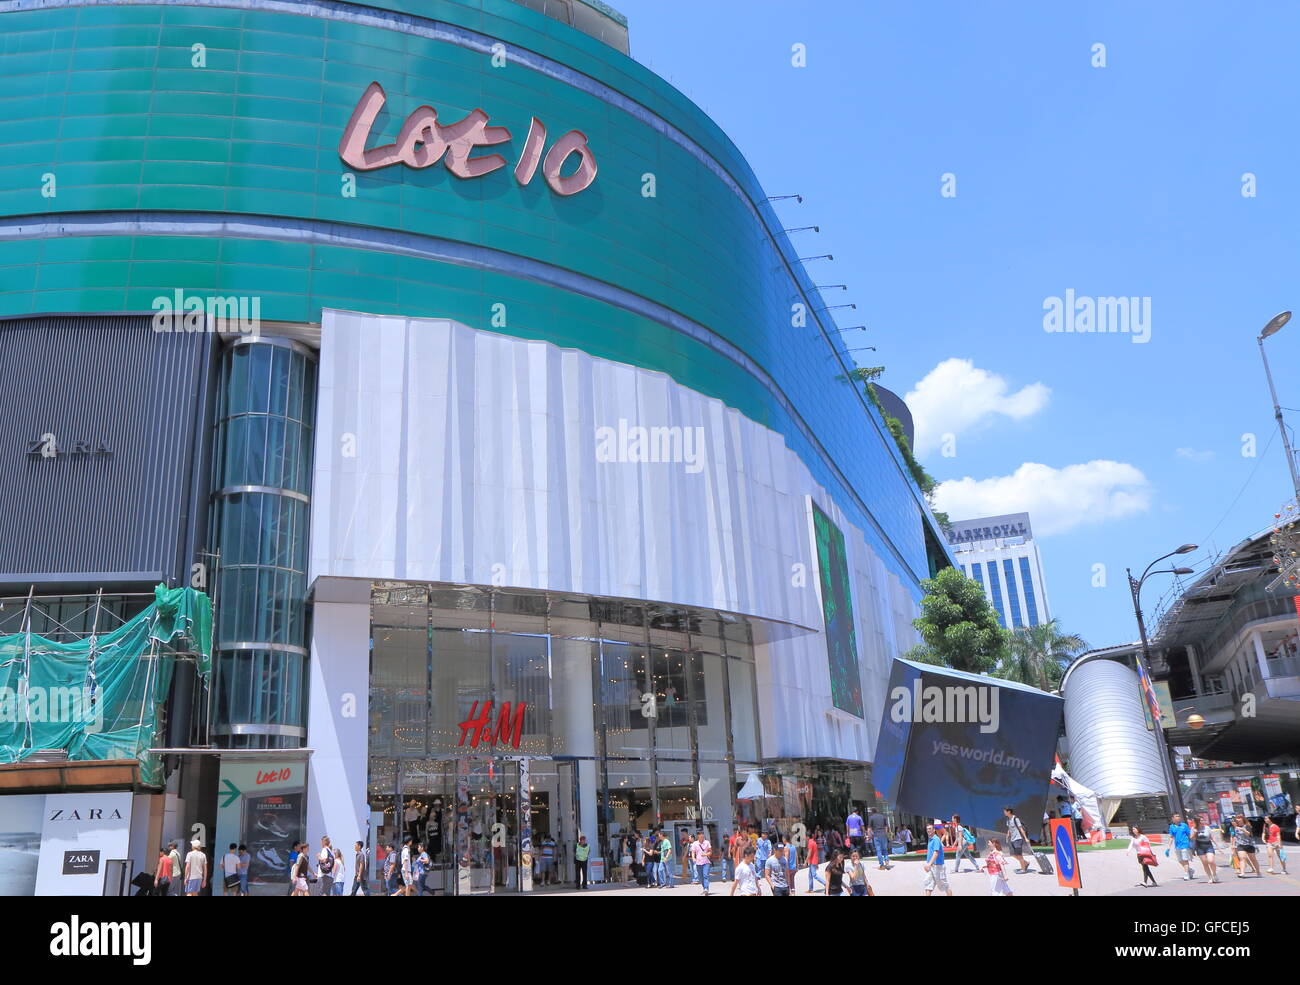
[339, 81, 597, 195]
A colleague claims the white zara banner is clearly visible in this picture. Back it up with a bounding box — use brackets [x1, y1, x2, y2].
[35, 792, 133, 896]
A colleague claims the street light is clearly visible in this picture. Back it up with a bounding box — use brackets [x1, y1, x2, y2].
[1126, 545, 1197, 819]
[1256, 310, 1300, 502]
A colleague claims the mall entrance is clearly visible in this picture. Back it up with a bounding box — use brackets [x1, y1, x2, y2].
[373, 757, 579, 894]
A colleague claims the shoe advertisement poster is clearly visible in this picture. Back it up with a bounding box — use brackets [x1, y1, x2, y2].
[215, 759, 307, 896]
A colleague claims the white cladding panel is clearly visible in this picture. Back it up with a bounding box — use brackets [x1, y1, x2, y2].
[309, 310, 920, 762]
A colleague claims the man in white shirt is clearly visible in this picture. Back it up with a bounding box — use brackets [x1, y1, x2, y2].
[221, 843, 242, 895]
[183, 839, 207, 896]
[317, 835, 336, 896]
[728, 846, 760, 897]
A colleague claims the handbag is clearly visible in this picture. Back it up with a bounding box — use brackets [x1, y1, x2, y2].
[1137, 852, 1158, 866]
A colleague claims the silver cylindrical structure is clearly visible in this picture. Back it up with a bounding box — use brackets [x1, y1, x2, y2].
[1062, 657, 1167, 798]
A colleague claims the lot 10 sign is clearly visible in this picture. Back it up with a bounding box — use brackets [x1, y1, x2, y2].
[339, 81, 597, 195]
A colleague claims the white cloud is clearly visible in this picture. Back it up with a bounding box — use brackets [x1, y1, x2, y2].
[1176, 447, 1214, 462]
[933, 460, 1152, 536]
[905, 358, 1050, 456]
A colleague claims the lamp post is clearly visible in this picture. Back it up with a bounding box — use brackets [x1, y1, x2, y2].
[1257, 310, 1300, 503]
[1126, 543, 1196, 819]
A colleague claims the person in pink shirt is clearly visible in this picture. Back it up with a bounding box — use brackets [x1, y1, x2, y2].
[690, 830, 714, 895]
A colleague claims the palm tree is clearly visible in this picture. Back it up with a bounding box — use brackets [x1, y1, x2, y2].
[998, 619, 1086, 691]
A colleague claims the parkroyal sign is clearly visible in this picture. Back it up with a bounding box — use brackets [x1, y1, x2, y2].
[339, 81, 597, 195]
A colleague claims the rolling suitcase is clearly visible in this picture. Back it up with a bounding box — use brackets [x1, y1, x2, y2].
[1033, 851, 1053, 875]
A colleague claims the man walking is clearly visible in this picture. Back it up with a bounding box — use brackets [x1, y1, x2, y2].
[167, 841, 184, 897]
[754, 828, 771, 883]
[657, 829, 674, 888]
[1167, 813, 1196, 881]
[867, 807, 891, 869]
[729, 846, 760, 897]
[183, 839, 208, 896]
[845, 806, 865, 853]
[764, 842, 791, 896]
[237, 844, 250, 896]
[221, 843, 242, 896]
[690, 830, 713, 895]
[922, 823, 952, 897]
[351, 840, 371, 895]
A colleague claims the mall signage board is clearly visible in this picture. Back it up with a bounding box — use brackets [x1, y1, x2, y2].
[339, 81, 597, 196]
[34, 792, 132, 896]
[945, 513, 1032, 546]
[214, 759, 306, 895]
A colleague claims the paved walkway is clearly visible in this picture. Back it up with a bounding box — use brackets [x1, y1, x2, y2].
[543, 849, 1300, 897]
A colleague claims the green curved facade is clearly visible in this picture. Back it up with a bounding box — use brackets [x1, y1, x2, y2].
[0, 0, 943, 588]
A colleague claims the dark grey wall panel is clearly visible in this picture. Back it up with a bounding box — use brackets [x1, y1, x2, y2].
[0, 314, 216, 589]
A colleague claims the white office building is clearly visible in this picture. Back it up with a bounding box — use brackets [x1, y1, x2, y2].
[947, 513, 1052, 630]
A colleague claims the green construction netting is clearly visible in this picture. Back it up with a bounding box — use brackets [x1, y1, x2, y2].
[0, 584, 212, 786]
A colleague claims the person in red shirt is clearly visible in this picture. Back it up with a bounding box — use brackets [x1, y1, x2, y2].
[1265, 815, 1289, 875]
[805, 828, 824, 892]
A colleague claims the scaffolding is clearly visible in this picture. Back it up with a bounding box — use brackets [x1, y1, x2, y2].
[0, 584, 212, 786]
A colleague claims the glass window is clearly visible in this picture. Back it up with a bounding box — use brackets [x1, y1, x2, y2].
[600, 641, 648, 759]
[728, 658, 759, 763]
[1003, 559, 1023, 629]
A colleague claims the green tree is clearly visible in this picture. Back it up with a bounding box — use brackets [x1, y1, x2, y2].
[994, 619, 1087, 691]
[903, 566, 1008, 674]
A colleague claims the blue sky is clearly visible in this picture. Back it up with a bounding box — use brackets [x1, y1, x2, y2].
[615, 0, 1300, 648]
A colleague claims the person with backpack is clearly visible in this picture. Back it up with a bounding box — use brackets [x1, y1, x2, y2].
[952, 817, 982, 872]
[167, 841, 184, 896]
[316, 836, 336, 896]
[1003, 806, 1033, 874]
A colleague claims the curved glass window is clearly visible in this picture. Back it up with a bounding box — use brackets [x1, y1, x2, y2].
[211, 340, 317, 749]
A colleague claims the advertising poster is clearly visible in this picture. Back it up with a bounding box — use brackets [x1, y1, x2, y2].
[1262, 774, 1291, 814]
[0, 794, 44, 896]
[811, 501, 864, 718]
[35, 792, 133, 896]
[873, 657, 1064, 831]
[1237, 781, 1260, 818]
[215, 758, 306, 895]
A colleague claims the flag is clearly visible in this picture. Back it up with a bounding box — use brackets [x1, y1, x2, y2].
[1135, 659, 1165, 730]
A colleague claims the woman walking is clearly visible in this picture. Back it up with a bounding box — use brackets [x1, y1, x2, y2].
[291, 845, 313, 896]
[1191, 815, 1220, 883]
[984, 837, 1012, 895]
[1265, 815, 1289, 875]
[845, 849, 871, 896]
[1231, 816, 1262, 877]
[153, 846, 174, 896]
[1128, 825, 1158, 887]
[824, 850, 845, 897]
